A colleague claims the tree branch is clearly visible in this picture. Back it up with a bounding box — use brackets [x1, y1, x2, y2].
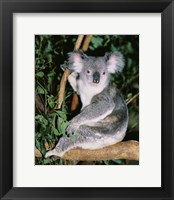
[46, 140, 139, 161]
[56, 35, 85, 109]
[74, 35, 84, 50]
[55, 69, 71, 109]
[126, 93, 139, 105]
[82, 35, 92, 51]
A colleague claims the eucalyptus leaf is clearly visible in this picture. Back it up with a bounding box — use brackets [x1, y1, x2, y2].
[56, 110, 67, 121]
[47, 95, 55, 109]
[52, 126, 60, 136]
[36, 86, 45, 94]
[36, 71, 44, 77]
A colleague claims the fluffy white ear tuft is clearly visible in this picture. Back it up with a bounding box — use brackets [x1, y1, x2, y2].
[105, 52, 124, 74]
[68, 51, 87, 73]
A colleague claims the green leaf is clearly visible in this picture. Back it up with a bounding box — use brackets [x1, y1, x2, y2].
[127, 93, 132, 99]
[47, 54, 53, 62]
[49, 113, 56, 125]
[36, 71, 44, 77]
[56, 110, 67, 121]
[61, 121, 69, 135]
[111, 44, 118, 52]
[35, 139, 41, 150]
[48, 70, 56, 77]
[52, 126, 60, 136]
[127, 58, 133, 69]
[111, 159, 124, 165]
[36, 86, 45, 94]
[36, 132, 42, 138]
[89, 46, 95, 51]
[57, 117, 64, 134]
[103, 35, 110, 46]
[43, 158, 52, 165]
[35, 37, 39, 47]
[103, 160, 109, 165]
[35, 114, 42, 120]
[47, 134, 53, 141]
[45, 41, 52, 53]
[40, 141, 46, 155]
[35, 115, 48, 126]
[47, 95, 55, 109]
[126, 42, 134, 53]
[57, 117, 69, 135]
[59, 159, 64, 165]
[91, 36, 103, 48]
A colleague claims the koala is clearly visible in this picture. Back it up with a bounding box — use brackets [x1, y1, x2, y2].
[45, 50, 128, 158]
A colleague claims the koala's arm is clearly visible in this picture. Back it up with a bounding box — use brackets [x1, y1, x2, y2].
[66, 94, 114, 134]
[69, 91, 116, 126]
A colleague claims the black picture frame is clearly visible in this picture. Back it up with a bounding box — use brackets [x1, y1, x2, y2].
[0, 0, 174, 199]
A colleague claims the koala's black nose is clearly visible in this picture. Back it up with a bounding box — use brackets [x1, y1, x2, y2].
[93, 72, 100, 83]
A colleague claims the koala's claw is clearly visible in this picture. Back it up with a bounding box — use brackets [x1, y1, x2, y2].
[66, 122, 79, 135]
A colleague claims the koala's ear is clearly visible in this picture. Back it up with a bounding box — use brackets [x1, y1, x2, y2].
[68, 50, 88, 73]
[104, 52, 124, 74]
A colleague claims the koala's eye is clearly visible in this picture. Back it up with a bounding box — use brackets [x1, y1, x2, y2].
[102, 71, 106, 75]
[87, 70, 91, 74]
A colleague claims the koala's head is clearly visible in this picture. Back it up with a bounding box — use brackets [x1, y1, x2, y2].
[68, 50, 124, 88]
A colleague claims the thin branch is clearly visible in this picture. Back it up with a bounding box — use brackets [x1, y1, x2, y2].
[74, 35, 84, 50]
[126, 93, 139, 105]
[56, 35, 84, 109]
[55, 69, 70, 109]
[82, 35, 92, 52]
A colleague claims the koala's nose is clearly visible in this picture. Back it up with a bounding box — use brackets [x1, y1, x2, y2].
[93, 72, 100, 83]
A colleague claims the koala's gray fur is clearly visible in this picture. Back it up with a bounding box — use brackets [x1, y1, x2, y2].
[45, 50, 128, 158]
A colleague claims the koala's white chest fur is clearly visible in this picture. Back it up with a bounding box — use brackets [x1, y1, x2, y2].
[78, 80, 104, 109]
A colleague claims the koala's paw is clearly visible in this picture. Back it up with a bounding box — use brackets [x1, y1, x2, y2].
[66, 120, 79, 135]
[55, 136, 70, 153]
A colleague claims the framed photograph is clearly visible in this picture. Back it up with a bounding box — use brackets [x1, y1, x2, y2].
[0, 0, 173, 199]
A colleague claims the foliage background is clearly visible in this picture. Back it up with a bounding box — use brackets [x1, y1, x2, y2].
[35, 35, 139, 165]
